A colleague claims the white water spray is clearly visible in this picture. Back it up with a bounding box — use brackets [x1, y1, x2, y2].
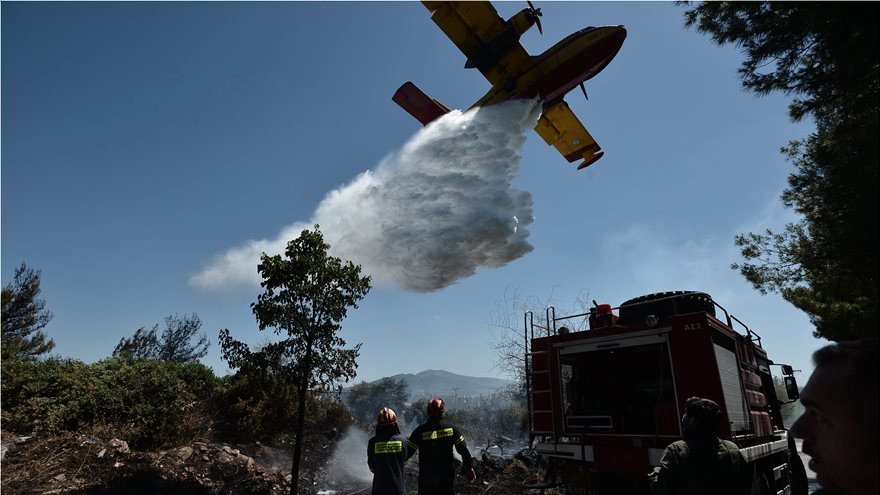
[190, 99, 543, 292]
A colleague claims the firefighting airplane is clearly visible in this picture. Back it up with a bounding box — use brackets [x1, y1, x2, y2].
[392, 1, 626, 170]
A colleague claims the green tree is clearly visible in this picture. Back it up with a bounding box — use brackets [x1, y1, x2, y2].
[404, 397, 430, 426]
[682, 2, 879, 340]
[772, 375, 790, 402]
[112, 314, 209, 363]
[219, 226, 370, 495]
[345, 377, 409, 426]
[2, 263, 54, 359]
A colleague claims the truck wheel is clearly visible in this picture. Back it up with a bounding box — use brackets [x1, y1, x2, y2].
[618, 291, 715, 325]
[788, 433, 809, 495]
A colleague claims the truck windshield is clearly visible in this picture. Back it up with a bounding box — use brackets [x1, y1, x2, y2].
[560, 341, 678, 436]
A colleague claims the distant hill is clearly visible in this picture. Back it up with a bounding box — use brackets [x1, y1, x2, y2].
[381, 369, 511, 399]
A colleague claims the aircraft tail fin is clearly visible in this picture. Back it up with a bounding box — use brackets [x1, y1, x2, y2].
[392, 81, 451, 126]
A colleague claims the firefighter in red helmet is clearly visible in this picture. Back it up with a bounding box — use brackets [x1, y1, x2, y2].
[406, 397, 476, 494]
[367, 407, 410, 495]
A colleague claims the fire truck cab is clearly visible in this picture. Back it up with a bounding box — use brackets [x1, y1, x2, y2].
[525, 291, 807, 495]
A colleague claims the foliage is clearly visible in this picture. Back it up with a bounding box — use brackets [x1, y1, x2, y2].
[772, 375, 789, 402]
[443, 386, 529, 449]
[214, 355, 300, 442]
[404, 397, 430, 426]
[1, 356, 218, 449]
[219, 226, 370, 495]
[112, 326, 158, 360]
[216, 366, 352, 443]
[345, 377, 409, 426]
[682, 2, 879, 340]
[113, 314, 209, 364]
[400, 386, 528, 450]
[1, 263, 55, 359]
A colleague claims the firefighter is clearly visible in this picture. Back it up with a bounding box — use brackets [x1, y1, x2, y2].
[406, 397, 476, 494]
[790, 338, 879, 495]
[367, 407, 409, 495]
[649, 397, 750, 495]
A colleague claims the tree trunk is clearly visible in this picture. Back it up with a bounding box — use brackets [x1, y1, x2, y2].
[289, 341, 313, 495]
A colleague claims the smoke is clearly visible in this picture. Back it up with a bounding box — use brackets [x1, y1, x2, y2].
[190, 99, 542, 292]
[316, 426, 373, 488]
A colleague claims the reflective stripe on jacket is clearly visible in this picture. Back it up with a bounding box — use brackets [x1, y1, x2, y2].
[407, 417, 473, 487]
[368, 427, 409, 495]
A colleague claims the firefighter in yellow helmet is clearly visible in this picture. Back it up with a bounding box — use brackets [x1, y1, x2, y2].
[367, 407, 410, 495]
[406, 397, 475, 494]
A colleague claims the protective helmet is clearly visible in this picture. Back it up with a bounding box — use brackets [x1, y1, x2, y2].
[377, 407, 398, 425]
[427, 397, 445, 417]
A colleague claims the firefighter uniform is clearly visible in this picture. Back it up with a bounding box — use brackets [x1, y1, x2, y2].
[406, 417, 474, 495]
[368, 407, 410, 495]
[650, 439, 750, 495]
[367, 426, 409, 495]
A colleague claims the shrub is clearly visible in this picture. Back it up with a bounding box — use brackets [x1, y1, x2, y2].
[0, 357, 219, 449]
[443, 389, 528, 450]
[215, 368, 352, 444]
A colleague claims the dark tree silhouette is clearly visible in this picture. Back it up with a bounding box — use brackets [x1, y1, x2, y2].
[113, 314, 209, 363]
[346, 377, 409, 426]
[2, 263, 54, 359]
[683, 2, 879, 340]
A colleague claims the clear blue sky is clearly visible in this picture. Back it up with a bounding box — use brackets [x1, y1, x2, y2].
[2, 2, 824, 384]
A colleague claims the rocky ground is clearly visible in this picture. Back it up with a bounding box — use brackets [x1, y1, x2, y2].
[0, 432, 558, 495]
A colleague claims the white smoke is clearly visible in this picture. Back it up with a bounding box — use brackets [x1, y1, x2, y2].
[190, 99, 543, 292]
[316, 426, 373, 488]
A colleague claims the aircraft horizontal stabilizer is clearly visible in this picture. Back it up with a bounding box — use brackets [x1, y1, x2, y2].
[392, 81, 452, 126]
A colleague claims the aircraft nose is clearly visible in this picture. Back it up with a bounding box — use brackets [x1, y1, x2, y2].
[601, 25, 626, 48]
[612, 25, 627, 44]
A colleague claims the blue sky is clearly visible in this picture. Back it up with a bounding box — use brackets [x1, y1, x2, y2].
[2, 2, 824, 385]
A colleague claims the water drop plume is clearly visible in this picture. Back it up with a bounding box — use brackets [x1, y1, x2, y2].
[190, 99, 542, 292]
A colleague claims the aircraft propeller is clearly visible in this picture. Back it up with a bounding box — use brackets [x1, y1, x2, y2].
[526, 1, 543, 35]
[580, 82, 589, 100]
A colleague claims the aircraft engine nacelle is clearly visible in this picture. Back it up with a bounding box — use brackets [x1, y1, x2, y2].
[465, 8, 540, 70]
[507, 9, 539, 37]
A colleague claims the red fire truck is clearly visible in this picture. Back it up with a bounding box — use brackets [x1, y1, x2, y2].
[524, 291, 807, 495]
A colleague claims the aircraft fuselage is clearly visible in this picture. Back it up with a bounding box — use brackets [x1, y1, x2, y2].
[475, 25, 626, 107]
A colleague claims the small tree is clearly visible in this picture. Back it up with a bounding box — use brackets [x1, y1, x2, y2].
[1, 263, 54, 359]
[113, 326, 159, 359]
[219, 226, 370, 495]
[405, 397, 430, 426]
[489, 286, 591, 387]
[113, 314, 209, 363]
[346, 377, 409, 426]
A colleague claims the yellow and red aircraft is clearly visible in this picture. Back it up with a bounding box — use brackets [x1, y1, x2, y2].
[393, 1, 626, 170]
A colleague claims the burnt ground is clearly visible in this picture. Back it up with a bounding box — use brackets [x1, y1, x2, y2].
[0, 432, 560, 495]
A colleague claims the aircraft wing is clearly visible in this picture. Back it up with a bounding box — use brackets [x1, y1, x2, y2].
[421, 1, 532, 88]
[534, 100, 604, 170]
